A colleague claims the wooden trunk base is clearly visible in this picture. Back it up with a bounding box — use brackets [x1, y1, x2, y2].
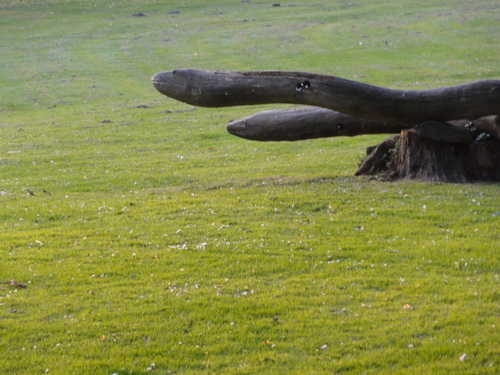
[356, 130, 500, 182]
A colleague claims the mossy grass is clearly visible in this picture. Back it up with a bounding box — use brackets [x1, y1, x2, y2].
[1, 1, 499, 374]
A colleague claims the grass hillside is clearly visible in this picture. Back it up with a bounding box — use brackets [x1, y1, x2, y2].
[1, 1, 499, 374]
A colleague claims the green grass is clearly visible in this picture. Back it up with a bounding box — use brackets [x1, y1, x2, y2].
[1, 0, 499, 374]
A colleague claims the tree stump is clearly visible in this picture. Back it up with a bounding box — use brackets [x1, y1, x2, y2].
[355, 130, 500, 182]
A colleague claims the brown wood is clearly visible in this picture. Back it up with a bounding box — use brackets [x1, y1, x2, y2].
[449, 115, 500, 141]
[226, 107, 413, 141]
[414, 121, 474, 144]
[226, 108, 500, 143]
[356, 131, 500, 182]
[394, 130, 469, 182]
[152, 69, 500, 123]
[355, 135, 400, 178]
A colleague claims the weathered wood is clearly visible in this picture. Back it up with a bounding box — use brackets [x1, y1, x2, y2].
[152, 69, 500, 123]
[473, 115, 500, 140]
[226, 108, 500, 143]
[356, 130, 500, 182]
[465, 141, 500, 181]
[394, 130, 469, 182]
[355, 135, 400, 178]
[226, 107, 413, 141]
[414, 121, 474, 144]
[449, 115, 500, 141]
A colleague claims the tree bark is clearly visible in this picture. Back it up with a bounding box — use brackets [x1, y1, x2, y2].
[152, 69, 500, 123]
[394, 130, 469, 182]
[226, 107, 413, 141]
[356, 130, 500, 182]
[355, 135, 400, 178]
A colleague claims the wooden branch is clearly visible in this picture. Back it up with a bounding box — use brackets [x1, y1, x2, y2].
[152, 69, 500, 123]
[226, 108, 500, 143]
[226, 107, 413, 141]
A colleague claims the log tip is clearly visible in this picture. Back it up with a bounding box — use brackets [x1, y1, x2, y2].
[227, 119, 249, 139]
[151, 71, 173, 95]
[227, 117, 270, 141]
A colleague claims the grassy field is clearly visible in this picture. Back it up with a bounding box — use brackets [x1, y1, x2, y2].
[1, 0, 499, 374]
